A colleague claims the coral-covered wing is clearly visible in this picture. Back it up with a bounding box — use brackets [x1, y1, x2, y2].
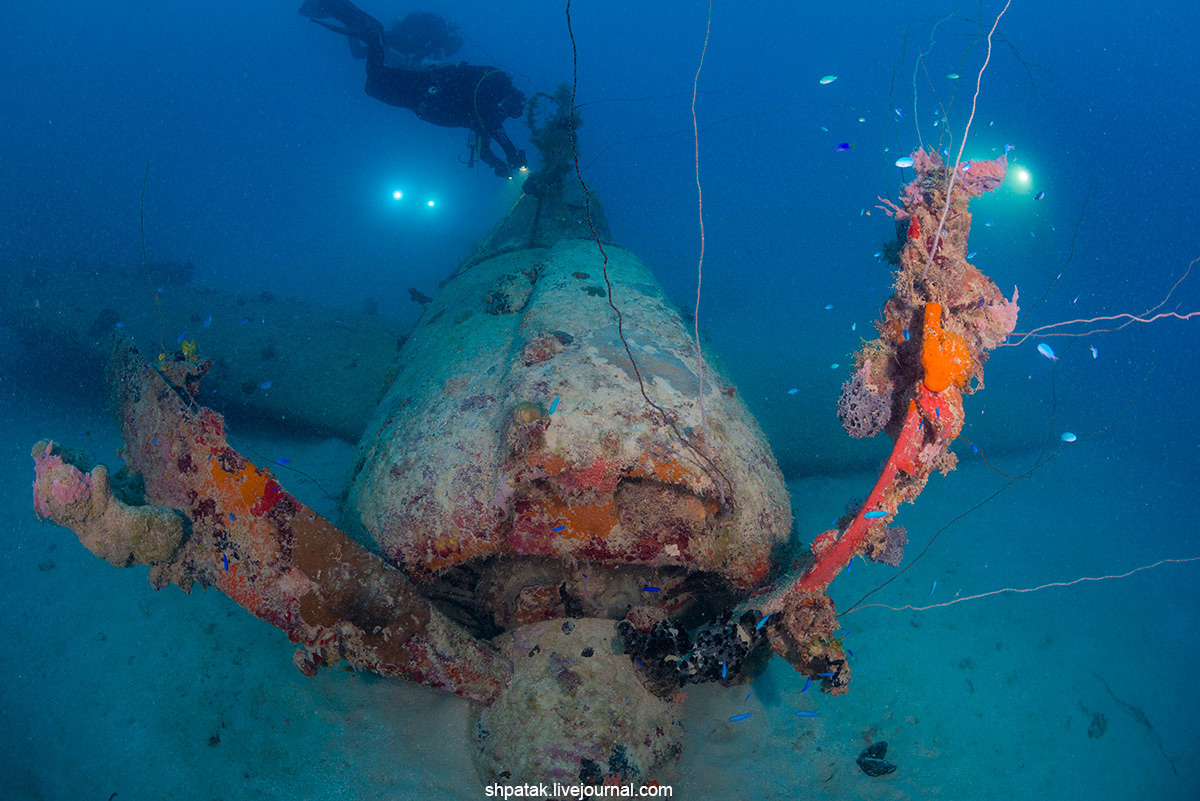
[39, 339, 512, 704]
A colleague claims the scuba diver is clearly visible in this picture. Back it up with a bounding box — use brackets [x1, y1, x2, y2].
[299, 0, 527, 177]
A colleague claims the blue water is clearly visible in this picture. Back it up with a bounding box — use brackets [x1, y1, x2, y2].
[3, 1, 1197, 798]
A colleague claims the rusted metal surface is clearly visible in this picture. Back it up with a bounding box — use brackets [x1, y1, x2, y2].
[76, 339, 514, 703]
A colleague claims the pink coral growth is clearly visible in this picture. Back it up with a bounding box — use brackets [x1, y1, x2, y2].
[955, 155, 1008, 198]
[980, 287, 1020, 346]
[51, 471, 92, 508]
[32, 441, 92, 518]
[912, 148, 943, 174]
[900, 181, 923, 212]
[875, 196, 908, 221]
[906, 149, 1007, 201]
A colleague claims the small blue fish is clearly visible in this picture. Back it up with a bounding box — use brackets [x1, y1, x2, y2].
[176, 332, 186, 344]
[229, 512, 235, 521]
[260, 380, 273, 389]
[203, 314, 212, 327]
[240, 317, 250, 324]
[864, 510, 887, 519]
[548, 397, 560, 415]
[819, 672, 835, 677]
[971, 444, 979, 453]
[1037, 343, 1058, 361]
[115, 321, 125, 328]
[722, 660, 728, 679]
[872, 250, 883, 258]
[801, 677, 812, 693]
[1061, 432, 1077, 443]
[894, 156, 914, 168]
[894, 108, 903, 117]
[928, 580, 937, 597]
[1004, 143, 1014, 154]
[830, 363, 839, 370]
[642, 586, 660, 593]
[984, 221, 994, 227]
[787, 387, 799, 395]
[550, 525, 566, 532]
[967, 251, 976, 259]
[960, 162, 972, 172]
[222, 553, 229, 571]
[729, 713, 753, 723]
[834, 142, 852, 152]
[794, 710, 822, 718]
[151, 437, 157, 445]
[1034, 191, 1046, 201]
[845, 557, 852, 572]
[745, 692, 753, 702]
[824, 303, 834, 310]
[846, 649, 854, 657]
[903, 328, 910, 341]
[1090, 346, 1098, 359]
[275, 457, 291, 465]
[756, 613, 772, 630]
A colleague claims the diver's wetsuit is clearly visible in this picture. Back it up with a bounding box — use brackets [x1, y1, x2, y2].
[300, 0, 526, 177]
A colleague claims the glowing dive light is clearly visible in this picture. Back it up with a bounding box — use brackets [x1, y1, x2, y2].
[392, 190, 403, 200]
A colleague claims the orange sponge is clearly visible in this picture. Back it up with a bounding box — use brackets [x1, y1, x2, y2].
[921, 302, 973, 392]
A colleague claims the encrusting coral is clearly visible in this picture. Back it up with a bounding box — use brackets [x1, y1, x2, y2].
[32, 440, 185, 567]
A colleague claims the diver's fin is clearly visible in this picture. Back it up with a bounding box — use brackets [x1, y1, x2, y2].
[297, 0, 382, 39]
[348, 37, 367, 59]
[308, 18, 354, 39]
[297, 0, 333, 20]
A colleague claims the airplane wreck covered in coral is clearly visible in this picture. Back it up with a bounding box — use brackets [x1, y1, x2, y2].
[32, 143, 1015, 788]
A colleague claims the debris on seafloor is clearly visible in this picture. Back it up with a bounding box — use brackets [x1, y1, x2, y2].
[856, 740, 898, 777]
